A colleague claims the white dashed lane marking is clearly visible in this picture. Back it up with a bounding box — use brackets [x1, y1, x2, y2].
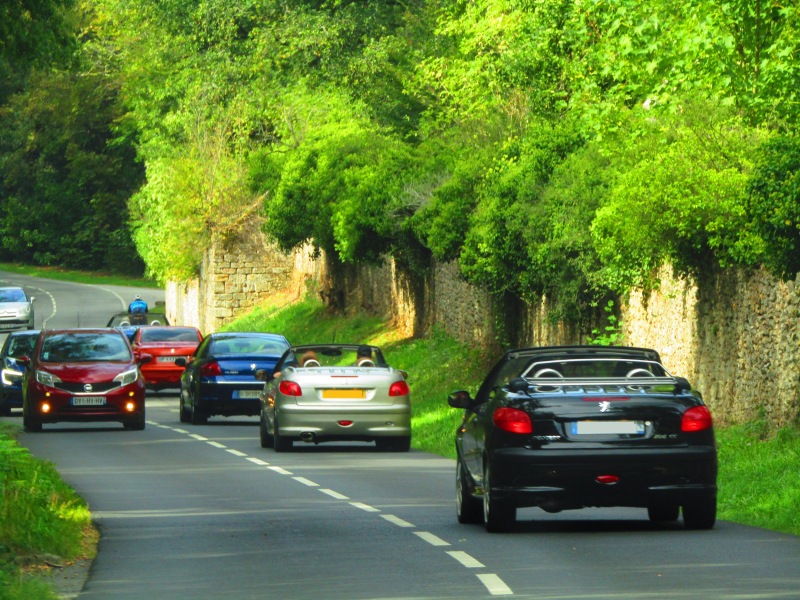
[157, 423, 515, 596]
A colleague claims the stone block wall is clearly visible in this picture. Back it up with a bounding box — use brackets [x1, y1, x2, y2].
[167, 231, 800, 427]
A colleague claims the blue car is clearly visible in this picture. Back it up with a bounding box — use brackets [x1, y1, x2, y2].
[1, 330, 39, 415]
[177, 332, 290, 424]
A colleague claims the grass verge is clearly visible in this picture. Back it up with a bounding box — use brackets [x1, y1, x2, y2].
[0, 262, 158, 288]
[227, 293, 800, 536]
[0, 423, 97, 600]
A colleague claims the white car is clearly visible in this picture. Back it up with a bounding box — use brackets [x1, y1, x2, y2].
[0, 286, 35, 331]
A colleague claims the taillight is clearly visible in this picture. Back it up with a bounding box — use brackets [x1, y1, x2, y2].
[681, 406, 713, 432]
[279, 380, 302, 396]
[389, 380, 410, 396]
[493, 407, 533, 434]
[200, 361, 222, 377]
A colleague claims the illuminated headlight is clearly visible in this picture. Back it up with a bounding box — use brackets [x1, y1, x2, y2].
[2, 367, 23, 386]
[36, 370, 62, 387]
[114, 368, 139, 386]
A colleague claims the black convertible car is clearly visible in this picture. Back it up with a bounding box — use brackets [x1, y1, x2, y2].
[448, 346, 717, 532]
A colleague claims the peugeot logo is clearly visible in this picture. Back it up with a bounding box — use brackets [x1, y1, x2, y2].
[84, 384, 93, 393]
[599, 401, 611, 412]
[250, 363, 257, 371]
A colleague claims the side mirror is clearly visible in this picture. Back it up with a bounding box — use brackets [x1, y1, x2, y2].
[398, 369, 408, 380]
[447, 390, 475, 410]
[16, 356, 31, 368]
[138, 353, 153, 365]
[175, 357, 187, 367]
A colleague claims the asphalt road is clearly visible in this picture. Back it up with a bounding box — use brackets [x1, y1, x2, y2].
[3, 272, 800, 599]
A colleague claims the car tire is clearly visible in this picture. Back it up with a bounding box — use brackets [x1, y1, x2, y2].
[0, 403, 11, 417]
[23, 412, 42, 432]
[647, 501, 680, 522]
[375, 436, 411, 452]
[682, 496, 717, 530]
[179, 393, 190, 423]
[456, 455, 483, 524]
[259, 413, 274, 448]
[273, 422, 292, 452]
[483, 463, 516, 533]
[190, 400, 208, 425]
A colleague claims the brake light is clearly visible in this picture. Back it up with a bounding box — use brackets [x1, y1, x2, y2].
[279, 380, 302, 396]
[200, 361, 222, 377]
[389, 380, 410, 396]
[681, 406, 713, 432]
[493, 407, 533, 434]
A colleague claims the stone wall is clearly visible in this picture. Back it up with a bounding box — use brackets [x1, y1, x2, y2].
[166, 232, 800, 427]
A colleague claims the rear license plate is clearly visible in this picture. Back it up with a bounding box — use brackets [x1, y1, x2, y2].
[236, 390, 261, 399]
[72, 397, 106, 406]
[157, 356, 178, 363]
[322, 389, 367, 399]
[571, 420, 644, 435]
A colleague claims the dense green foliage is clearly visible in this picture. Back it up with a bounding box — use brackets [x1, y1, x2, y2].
[2, 0, 800, 316]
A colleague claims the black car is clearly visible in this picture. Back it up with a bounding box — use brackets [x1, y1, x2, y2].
[448, 345, 717, 532]
[1, 329, 39, 415]
[177, 332, 290, 424]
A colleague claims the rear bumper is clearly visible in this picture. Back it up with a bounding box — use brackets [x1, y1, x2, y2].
[196, 382, 262, 416]
[489, 445, 717, 509]
[275, 404, 411, 440]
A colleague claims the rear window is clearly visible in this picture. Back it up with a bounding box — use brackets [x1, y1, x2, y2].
[41, 333, 132, 362]
[140, 327, 200, 343]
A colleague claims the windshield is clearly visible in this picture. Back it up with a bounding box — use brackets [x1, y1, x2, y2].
[40, 333, 132, 362]
[0, 288, 27, 302]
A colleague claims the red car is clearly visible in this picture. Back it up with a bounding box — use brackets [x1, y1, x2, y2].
[21, 329, 151, 431]
[132, 326, 203, 391]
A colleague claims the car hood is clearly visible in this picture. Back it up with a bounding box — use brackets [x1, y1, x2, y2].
[39, 362, 136, 382]
[0, 302, 31, 313]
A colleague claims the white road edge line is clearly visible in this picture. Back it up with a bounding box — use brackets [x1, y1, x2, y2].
[173, 428, 189, 434]
[319, 489, 349, 500]
[226, 449, 247, 457]
[413, 531, 450, 547]
[446, 550, 484, 568]
[206, 441, 226, 448]
[189, 434, 207, 441]
[246, 458, 270, 466]
[476, 574, 513, 596]
[381, 514, 415, 528]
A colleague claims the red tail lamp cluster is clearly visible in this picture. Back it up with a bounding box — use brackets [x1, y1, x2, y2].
[493, 407, 532, 434]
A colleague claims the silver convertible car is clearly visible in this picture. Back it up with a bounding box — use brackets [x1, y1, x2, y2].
[258, 344, 411, 452]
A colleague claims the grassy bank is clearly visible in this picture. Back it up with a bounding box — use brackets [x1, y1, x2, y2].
[0, 424, 96, 600]
[228, 294, 800, 536]
[0, 262, 158, 288]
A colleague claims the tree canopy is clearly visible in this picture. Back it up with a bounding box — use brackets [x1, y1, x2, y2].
[1, 0, 800, 321]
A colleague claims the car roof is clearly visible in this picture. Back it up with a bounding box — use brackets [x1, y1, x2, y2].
[209, 332, 287, 340]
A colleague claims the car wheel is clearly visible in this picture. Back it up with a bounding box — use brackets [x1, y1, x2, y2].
[375, 436, 411, 452]
[190, 400, 208, 425]
[483, 463, 516, 533]
[273, 421, 292, 452]
[0, 403, 11, 417]
[647, 501, 680, 522]
[259, 413, 274, 449]
[683, 496, 717, 530]
[179, 393, 190, 423]
[23, 412, 42, 432]
[456, 455, 483, 524]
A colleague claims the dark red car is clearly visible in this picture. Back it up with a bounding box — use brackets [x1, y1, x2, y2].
[131, 326, 203, 391]
[21, 329, 151, 431]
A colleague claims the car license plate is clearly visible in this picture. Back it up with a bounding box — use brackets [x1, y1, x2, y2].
[72, 397, 106, 406]
[322, 389, 367, 399]
[571, 420, 644, 435]
[236, 390, 261, 399]
[157, 356, 178, 363]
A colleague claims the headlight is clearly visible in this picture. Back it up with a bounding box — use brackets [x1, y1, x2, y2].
[2, 367, 23, 386]
[36, 370, 62, 387]
[114, 368, 139, 386]
[20, 305, 32, 316]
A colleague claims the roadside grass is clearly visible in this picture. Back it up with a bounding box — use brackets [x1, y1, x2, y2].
[0, 424, 97, 600]
[228, 293, 800, 535]
[0, 262, 158, 288]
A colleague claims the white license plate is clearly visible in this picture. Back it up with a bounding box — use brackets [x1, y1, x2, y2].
[72, 397, 107, 406]
[236, 390, 261, 399]
[157, 356, 179, 363]
[571, 420, 644, 435]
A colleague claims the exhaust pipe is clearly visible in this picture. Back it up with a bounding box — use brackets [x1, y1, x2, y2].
[299, 432, 317, 444]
